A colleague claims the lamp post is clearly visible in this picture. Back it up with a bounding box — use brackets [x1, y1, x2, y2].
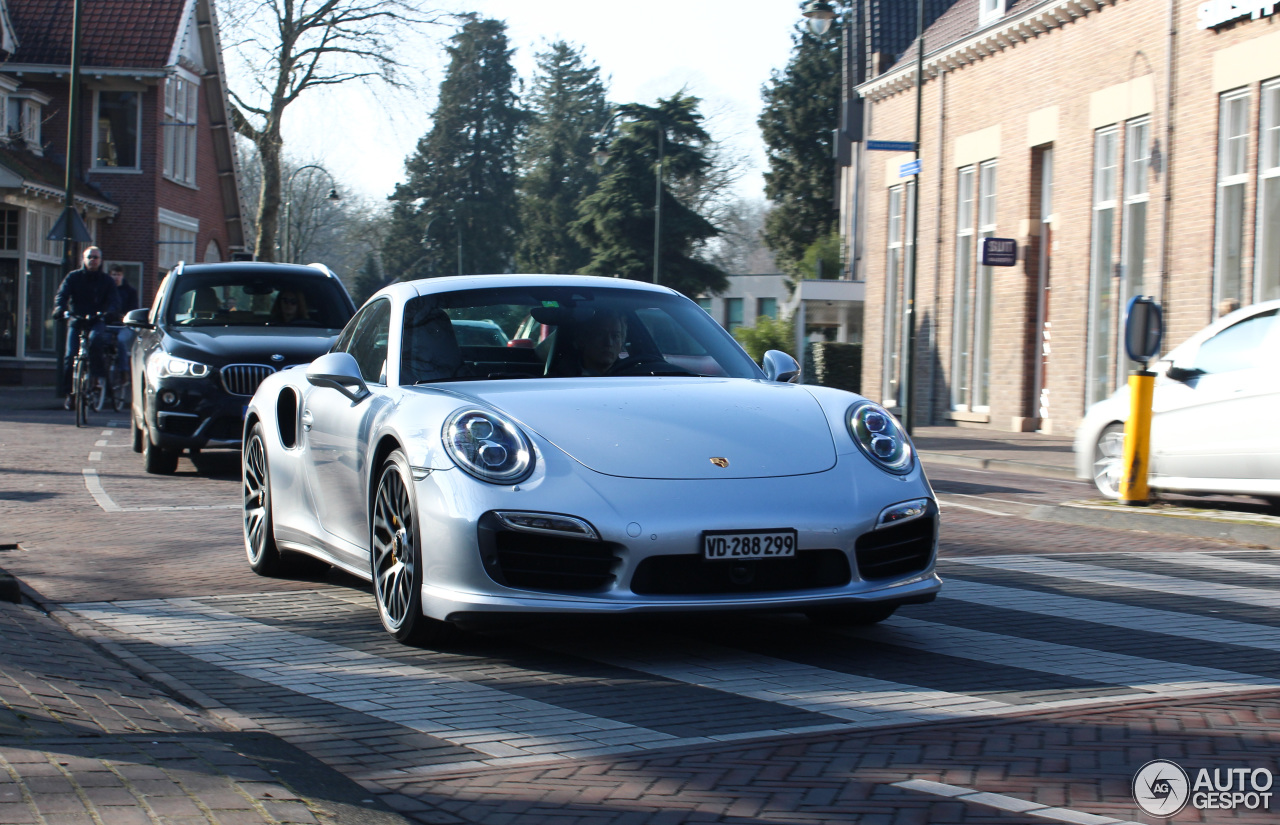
[592, 109, 666, 287]
[803, 0, 924, 434]
[421, 203, 464, 276]
[281, 165, 340, 264]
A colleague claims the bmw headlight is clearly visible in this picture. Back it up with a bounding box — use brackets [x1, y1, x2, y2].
[847, 401, 914, 474]
[148, 352, 211, 380]
[444, 409, 534, 484]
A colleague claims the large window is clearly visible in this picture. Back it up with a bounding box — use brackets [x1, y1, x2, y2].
[1258, 80, 1280, 302]
[1087, 127, 1119, 406]
[974, 160, 997, 409]
[94, 91, 140, 169]
[951, 167, 976, 409]
[725, 298, 743, 331]
[756, 297, 777, 320]
[1119, 117, 1150, 382]
[1217, 89, 1250, 313]
[164, 75, 199, 185]
[158, 209, 199, 271]
[884, 184, 905, 404]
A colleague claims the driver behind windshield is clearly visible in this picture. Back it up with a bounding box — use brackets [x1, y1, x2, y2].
[573, 308, 627, 376]
[271, 289, 308, 324]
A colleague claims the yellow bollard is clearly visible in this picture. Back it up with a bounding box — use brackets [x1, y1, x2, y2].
[1120, 371, 1156, 505]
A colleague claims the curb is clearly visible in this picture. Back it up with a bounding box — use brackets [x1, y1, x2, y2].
[0, 569, 19, 603]
[1029, 503, 1280, 548]
[919, 450, 1079, 481]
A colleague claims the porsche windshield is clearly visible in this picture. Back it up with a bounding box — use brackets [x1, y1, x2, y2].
[400, 287, 764, 382]
[167, 273, 353, 329]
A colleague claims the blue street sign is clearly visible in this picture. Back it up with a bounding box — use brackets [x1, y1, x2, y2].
[899, 159, 922, 178]
[981, 237, 1018, 266]
[867, 140, 917, 152]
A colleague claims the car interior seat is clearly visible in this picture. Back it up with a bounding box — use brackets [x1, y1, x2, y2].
[402, 307, 463, 384]
[191, 287, 220, 319]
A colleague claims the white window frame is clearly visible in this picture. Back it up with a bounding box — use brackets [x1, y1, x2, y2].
[973, 159, 997, 411]
[92, 89, 143, 172]
[163, 71, 200, 186]
[158, 208, 199, 271]
[1215, 89, 1251, 313]
[1118, 117, 1151, 383]
[1256, 79, 1280, 303]
[883, 184, 905, 406]
[979, 0, 1005, 26]
[951, 166, 976, 411]
[1087, 126, 1119, 407]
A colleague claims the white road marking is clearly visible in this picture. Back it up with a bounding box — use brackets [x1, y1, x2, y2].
[936, 498, 1014, 517]
[946, 492, 1038, 507]
[81, 469, 238, 513]
[942, 577, 1280, 654]
[952, 555, 1280, 608]
[89, 452, 101, 462]
[893, 779, 1143, 825]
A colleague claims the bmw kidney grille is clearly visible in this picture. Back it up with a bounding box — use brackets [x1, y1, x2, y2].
[220, 363, 276, 396]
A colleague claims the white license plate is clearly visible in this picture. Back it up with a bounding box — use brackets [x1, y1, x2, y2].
[703, 529, 797, 560]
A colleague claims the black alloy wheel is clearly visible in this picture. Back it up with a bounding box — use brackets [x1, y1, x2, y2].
[243, 424, 284, 575]
[371, 450, 454, 646]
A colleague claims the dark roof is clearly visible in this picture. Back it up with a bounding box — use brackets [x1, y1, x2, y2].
[0, 142, 117, 207]
[896, 0, 1049, 65]
[6, 0, 183, 68]
[857, 0, 958, 79]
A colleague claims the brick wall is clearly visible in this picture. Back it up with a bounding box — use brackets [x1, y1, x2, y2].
[860, 0, 1280, 434]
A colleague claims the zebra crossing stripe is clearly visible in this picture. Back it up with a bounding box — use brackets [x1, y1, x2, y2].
[892, 779, 1144, 825]
[65, 599, 688, 763]
[942, 578, 1280, 654]
[951, 555, 1280, 608]
[847, 617, 1275, 695]
[1143, 552, 1280, 579]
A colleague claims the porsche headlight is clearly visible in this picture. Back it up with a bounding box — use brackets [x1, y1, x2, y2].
[443, 409, 534, 484]
[847, 401, 914, 474]
[148, 352, 211, 380]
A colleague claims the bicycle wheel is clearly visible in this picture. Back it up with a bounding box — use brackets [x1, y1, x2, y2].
[112, 374, 129, 412]
[75, 367, 90, 427]
[93, 374, 109, 412]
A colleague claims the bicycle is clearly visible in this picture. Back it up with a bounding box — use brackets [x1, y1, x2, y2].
[67, 312, 104, 428]
[96, 325, 131, 413]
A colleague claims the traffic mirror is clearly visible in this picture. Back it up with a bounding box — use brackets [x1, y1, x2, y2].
[1124, 296, 1163, 368]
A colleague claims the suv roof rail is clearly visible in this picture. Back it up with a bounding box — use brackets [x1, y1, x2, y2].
[306, 262, 338, 279]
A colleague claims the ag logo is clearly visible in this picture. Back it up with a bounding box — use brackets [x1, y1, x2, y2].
[1133, 759, 1190, 816]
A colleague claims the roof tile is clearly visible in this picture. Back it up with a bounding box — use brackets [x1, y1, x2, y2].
[7, 0, 182, 69]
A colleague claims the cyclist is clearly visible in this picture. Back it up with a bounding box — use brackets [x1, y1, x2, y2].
[105, 264, 138, 402]
[53, 246, 119, 410]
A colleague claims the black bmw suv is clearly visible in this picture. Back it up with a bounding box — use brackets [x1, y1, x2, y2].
[126, 261, 356, 474]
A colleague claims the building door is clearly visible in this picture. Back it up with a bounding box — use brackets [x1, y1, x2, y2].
[1033, 148, 1053, 425]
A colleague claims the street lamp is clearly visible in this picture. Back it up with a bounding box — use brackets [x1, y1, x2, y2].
[421, 204, 464, 277]
[281, 164, 340, 264]
[593, 109, 666, 287]
[802, 0, 925, 434]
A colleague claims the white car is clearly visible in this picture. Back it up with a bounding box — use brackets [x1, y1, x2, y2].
[1075, 298, 1280, 500]
[242, 275, 941, 646]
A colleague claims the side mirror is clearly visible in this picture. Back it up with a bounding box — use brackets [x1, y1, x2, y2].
[306, 351, 370, 402]
[1165, 365, 1204, 383]
[762, 350, 800, 383]
[123, 307, 153, 329]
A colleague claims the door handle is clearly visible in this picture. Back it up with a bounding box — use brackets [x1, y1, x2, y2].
[301, 409, 313, 431]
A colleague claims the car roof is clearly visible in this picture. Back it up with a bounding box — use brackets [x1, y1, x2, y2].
[169, 261, 342, 280]
[371, 274, 679, 304]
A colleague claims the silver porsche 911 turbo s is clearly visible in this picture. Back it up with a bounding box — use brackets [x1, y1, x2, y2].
[242, 275, 941, 645]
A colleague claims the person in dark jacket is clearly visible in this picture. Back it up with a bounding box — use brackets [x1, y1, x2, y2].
[108, 264, 139, 374]
[54, 246, 120, 409]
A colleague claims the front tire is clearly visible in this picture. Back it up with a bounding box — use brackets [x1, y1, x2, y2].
[243, 424, 284, 575]
[143, 426, 178, 474]
[1092, 423, 1125, 499]
[131, 413, 143, 453]
[371, 450, 454, 646]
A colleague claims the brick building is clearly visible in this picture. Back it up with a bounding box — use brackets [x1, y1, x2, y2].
[0, 0, 246, 384]
[855, 0, 1280, 434]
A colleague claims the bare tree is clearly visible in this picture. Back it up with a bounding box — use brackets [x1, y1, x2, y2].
[221, 0, 448, 260]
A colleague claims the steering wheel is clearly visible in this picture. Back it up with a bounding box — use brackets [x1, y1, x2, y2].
[607, 354, 683, 376]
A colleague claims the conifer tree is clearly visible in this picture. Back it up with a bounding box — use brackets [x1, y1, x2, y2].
[571, 93, 727, 298]
[516, 42, 610, 274]
[384, 16, 525, 279]
[758, 8, 845, 279]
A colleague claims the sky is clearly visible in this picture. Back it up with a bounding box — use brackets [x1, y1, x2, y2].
[263, 1, 806, 206]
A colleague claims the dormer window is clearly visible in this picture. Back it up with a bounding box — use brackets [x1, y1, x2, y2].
[979, 0, 1005, 26]
[7, 93, 46, 155]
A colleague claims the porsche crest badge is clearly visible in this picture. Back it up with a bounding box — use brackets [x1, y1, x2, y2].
[710, 457, 729, 468]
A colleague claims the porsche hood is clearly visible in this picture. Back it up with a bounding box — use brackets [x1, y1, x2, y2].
[452, 378, 838, 480]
